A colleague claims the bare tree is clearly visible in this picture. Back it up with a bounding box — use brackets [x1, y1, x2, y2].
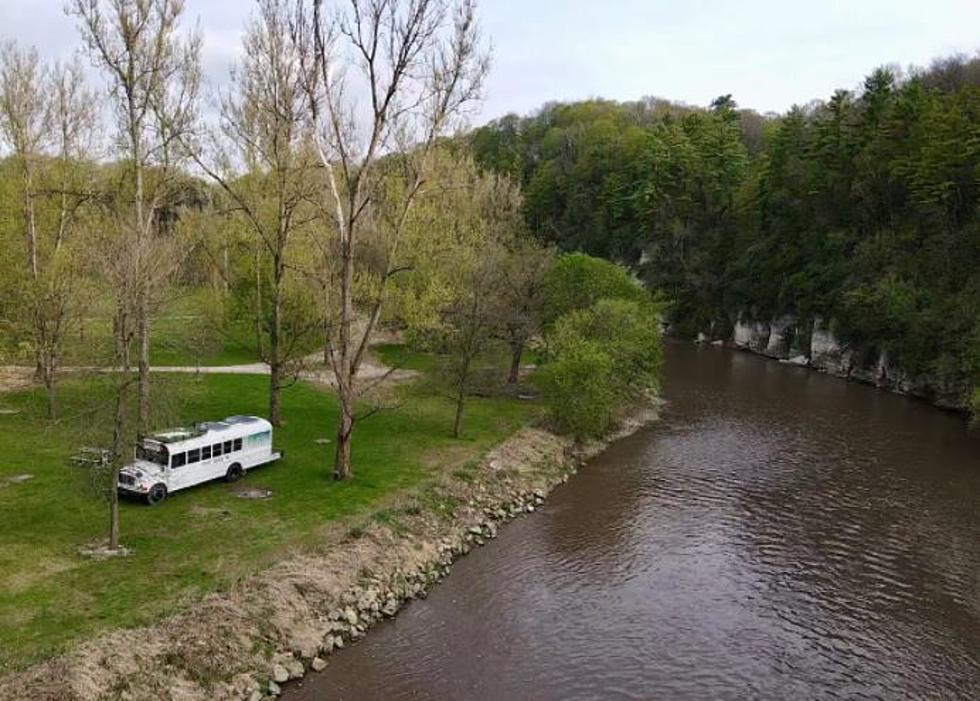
[69, 0, 201, 436]
[496, 240, 555, 384]
[190, 0, 320, 426]
[293, 0, 489, 480]
[412, 159, 529, 436]
[442, 252, 502, 438]
[0, 44, 97, 419]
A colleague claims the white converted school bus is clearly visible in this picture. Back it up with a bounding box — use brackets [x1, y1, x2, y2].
[117, 416, 283, 504]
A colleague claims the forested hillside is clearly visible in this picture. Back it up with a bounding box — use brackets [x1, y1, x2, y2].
[470, 55, 980, 409]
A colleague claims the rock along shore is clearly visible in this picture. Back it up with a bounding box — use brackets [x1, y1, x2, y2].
[0, 402, 660, 701]
[690, 314, 970, 412]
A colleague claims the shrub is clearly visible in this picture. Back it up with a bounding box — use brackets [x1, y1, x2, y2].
[539, 295, 663, 439]
[537, 339, 617, 439]
[549, 297, 663, 396]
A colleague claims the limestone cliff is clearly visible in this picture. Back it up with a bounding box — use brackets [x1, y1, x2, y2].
[703, 314, 969, 411]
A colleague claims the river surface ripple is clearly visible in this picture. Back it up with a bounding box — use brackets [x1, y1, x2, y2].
[287, 343, 980, 700]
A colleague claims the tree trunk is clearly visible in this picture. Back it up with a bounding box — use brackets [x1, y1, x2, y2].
[132, 100, 149, 439]
[24, 169, 38, 279]
[108, 481, 120, 550]
[334, 227, 355, 480]
[507, 342, 524, 384]
[138, 311, 150, 436]
[109, 337, 128, 552]
[269, 359, 282, 427]
[254, 243, 265, 359]
[43, 361, 57, 421]
[334, 390, 353, 480]
[453, 355, 471, 439]
[452, 386, 466, 439]
[323, 288, 331, 366]
[269, 264, 283, 426]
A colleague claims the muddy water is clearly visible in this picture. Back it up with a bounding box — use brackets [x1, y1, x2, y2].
[287, 344, 980, 700]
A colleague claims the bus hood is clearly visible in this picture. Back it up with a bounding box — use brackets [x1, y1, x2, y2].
[120, 461, 165, 483]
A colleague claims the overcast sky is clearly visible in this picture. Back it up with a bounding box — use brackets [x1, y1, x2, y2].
[2, 0, 979, 124]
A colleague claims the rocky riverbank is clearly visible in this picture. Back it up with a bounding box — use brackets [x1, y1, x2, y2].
[693, 314, 970, 411]
[0, 402, 660, 701]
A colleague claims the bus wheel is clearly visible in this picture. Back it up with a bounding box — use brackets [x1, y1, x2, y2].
[146, 484, 168, 506]
[226, 464, 243, 483]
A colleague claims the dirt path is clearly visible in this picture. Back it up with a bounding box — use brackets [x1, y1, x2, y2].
[0, 367, 33, 394]
[0, 353, 418, 394]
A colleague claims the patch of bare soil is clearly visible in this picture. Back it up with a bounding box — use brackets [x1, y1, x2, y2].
[77, 541, 133, 561]
[234, 488, 274, 500]
[0, 400, 660, 701]
[190, 507, 233, 518]
[300, 354, 418, 389]
[0, 367, 33, 394]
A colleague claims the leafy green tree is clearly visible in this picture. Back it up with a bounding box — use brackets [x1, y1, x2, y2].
[543, 252, 648, 323]
[473, 54, 980, 407]
[495, 240, 555, 384]
[0, 44, 97, 419]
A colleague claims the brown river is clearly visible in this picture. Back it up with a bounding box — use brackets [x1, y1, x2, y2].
[288, 343, 980, 700]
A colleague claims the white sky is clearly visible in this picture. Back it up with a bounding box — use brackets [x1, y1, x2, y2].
[2, 0, 979, 123]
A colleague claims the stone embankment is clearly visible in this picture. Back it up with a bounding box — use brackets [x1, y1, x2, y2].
[696, 314, 967, 410]
[0, 403, 660, 701]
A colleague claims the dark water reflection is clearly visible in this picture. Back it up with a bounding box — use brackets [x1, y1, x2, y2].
[287, 344, 980, 700]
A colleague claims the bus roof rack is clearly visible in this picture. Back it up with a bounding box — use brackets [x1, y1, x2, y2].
[151, 427, 206, 443]
[224, 415, 262, 425]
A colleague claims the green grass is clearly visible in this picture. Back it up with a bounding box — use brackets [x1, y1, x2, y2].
[59, 290, 270, 368]
[375, 341, 544, 374]
[374, 343, 443, 372]
[65, 316, 264, 368]
[148, 321, 262, 367]
[0, 371, 536, 672]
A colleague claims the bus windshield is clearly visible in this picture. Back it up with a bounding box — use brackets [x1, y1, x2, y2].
[136, 442, 169, 466]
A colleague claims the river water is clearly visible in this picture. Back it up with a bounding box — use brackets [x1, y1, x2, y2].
[287, 344, 980, 700]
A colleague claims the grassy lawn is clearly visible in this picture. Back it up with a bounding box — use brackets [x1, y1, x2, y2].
[0, 369, 537, 672]
[53, 290, 271, 368]
[148, 320, 263, 367]
[64, 316, 265, 368]
[375, 342, 544, 374]
[374, 343, 443, 373]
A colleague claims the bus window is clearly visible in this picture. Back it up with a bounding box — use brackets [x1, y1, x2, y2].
[224, 440, 233, 453]
[202, 445, 212, 460]
[233, 438, 242, 451]
[137, 443, 168, 466]
[172, 452, 186, 468]
[247, 431, 271, 448]
[188, 448, 201, 464]
[213, 443, 223, 457]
